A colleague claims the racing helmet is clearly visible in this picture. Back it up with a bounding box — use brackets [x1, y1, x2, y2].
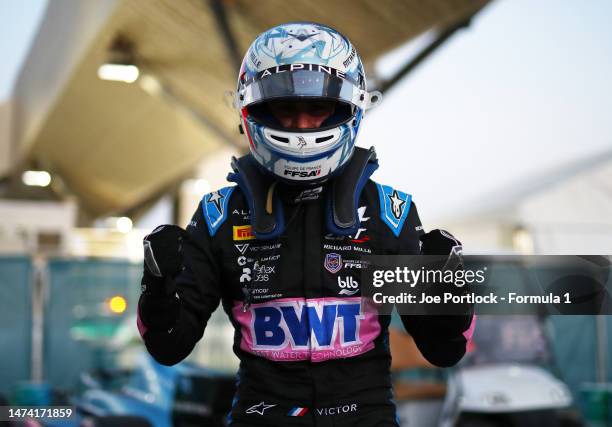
[234, 22, 381, 184]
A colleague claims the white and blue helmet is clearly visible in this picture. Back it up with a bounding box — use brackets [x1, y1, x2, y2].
[235, 22, 381, 184]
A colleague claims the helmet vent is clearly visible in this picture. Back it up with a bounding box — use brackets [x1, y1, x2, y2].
[270, 134, 289, 143]
[315, 135, 334, 144]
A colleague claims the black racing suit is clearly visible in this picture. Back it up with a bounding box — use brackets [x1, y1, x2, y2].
[138, 149, 473, 426]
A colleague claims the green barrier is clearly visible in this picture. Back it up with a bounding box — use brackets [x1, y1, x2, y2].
[580, 383, 612, 426]
[44, 258, 141, 392]
[11, 381, 51, 406]
[0, 257, 32, 395]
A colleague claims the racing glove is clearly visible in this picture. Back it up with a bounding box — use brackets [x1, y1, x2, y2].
[420, 228, 464, 273]
[401, 229, 474, 367]
[418, 228, 471, 317]
[139, 225, 189, 332]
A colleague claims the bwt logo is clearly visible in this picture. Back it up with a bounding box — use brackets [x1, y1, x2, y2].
[251, 301, 363, 349]
[283, 169, 321, 178]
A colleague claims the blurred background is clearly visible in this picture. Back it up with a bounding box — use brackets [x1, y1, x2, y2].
[0, 0, 611, 426]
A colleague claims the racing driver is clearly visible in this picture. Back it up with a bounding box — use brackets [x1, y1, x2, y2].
[137, 22, 475, 426]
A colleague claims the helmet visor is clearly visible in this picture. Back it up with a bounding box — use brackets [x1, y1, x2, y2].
[239, 64, 365, 109]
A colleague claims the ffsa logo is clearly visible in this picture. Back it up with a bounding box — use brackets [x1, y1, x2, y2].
[251, 300, 362, 349]
[283, 169, 321, 178]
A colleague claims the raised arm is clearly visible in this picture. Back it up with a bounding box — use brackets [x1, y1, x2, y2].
[137, 205, 222, 366]
[397, 202, 474, 367]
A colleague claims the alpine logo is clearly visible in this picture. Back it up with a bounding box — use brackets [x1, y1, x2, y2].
[324, 206, 370, 243]
[349, 206, 370, 243]
[248, 64, 352, 84]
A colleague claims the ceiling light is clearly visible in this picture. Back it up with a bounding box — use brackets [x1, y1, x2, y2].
[116, 217, 133, 233]
[22, 170, 51, 187]
[97, 64, 140, 83]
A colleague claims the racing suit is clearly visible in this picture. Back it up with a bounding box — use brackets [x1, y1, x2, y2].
[137, 147, 474, 426]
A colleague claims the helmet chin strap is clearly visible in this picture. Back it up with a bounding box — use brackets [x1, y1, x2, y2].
[227, 147, 379, 240]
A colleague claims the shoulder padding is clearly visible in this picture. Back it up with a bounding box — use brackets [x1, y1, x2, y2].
[375, 182, 412, 237]
[200, 186, 236, 236]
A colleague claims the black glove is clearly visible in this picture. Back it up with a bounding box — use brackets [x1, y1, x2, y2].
[141, 224, 189, 297]
[420, 229, 463, 272]
[420, 229, 462, 256]
[418, 229, 468, 317]
[139, 225, 189, 332]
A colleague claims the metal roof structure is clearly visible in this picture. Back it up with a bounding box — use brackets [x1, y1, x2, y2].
[11, 0, 489, 220]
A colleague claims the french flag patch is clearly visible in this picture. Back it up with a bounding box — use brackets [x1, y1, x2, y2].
[288, 407, 308, 417]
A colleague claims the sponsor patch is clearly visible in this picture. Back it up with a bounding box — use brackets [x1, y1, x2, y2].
[233, 297, 381, 362]
[250, 243, 282, 251]
[324, 253, 342, 274]
[246, 402, 276, 415]
[259, 254, 281, 262]
[343, 259, 369, 269]
[288, 407, 309, 417]
[316, 404, 358, 416]
[349, 206, 369, 243]
[201, 186, 235, 236]
[337, 276, 359, 296]
[240, 267, 251, 283]
[232, 209, 250, 222]
[283, 169, 321, 178]
[376, 183, 412, 237]
[294, 186, 323, 203]
[233, 225, 255, 241]
[323, 244, 371, 254]
[235, 243, 250, 254]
